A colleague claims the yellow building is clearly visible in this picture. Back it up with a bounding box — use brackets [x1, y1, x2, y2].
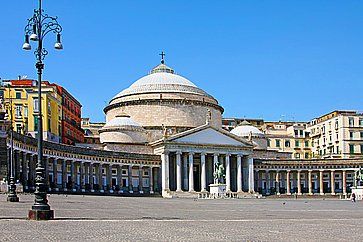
[0, 79, 62, 143]
[262, 121, 312, 159]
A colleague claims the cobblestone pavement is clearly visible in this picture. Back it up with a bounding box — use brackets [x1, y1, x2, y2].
[0, 194, 362, 241]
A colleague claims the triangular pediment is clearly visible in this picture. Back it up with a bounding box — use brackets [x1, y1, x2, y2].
[170, 127, 251, 147]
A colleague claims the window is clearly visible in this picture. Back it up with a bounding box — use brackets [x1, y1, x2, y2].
[349, 118, 354, 127]
[34, 115, 38, 131]
[335, 120, 339, 129]
[267, 139, 270, 147]
[349, 144, 355, 154]
[361, 145, 363, 154]
[300, 130, 303, 136]
[48, 101, 51, 115]
[24, 107, 28, 118]
[295, 153, 300, 159]
[304, 153, 309, 159]
[294, 130, 298, 136]
[48, 119, 51, 133]
[285, 140, 290, 147]
[360, 119, 363, 127]
[295, 140, 300, 147]
[305, 140, 309, 147]
[336, 146, 339, 154]
[15, 92, 21, 99]
[276, 139, 280, 148]
[15, 105, 22, 118]
[33, 98, 39, 112]
[16, 124, 22, 133]
[350, 132, 354, 139]
[360, 132, 363, 139]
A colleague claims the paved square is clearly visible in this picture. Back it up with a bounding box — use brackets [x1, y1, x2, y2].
[0, 194, 362, 241]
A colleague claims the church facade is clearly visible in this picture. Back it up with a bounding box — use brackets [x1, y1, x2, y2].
[1, 58, 362, 198]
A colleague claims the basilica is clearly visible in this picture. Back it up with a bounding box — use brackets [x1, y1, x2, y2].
[1, 57, 362, 199]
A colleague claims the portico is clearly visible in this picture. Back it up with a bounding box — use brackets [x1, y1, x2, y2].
[152, 124, 255, 197]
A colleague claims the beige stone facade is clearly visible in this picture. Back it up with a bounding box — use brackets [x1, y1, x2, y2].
[263, 121, 311, 159]
[308, 110, 363, 159]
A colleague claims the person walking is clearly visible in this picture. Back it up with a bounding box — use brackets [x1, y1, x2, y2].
[351, 193, 356, 203]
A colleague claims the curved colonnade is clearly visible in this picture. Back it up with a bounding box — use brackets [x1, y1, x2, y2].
[3, 133, 161, 195]
[2, 133, 363, 197]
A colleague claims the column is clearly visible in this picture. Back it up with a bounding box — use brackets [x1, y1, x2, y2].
[62, 160, 67, 190]
[161, 151, 170, 193]
[330, 170, 335, 195]
[286, 170, 291, 195]
[308, 170, 313, 195]
[80, 162, 84, 191]
[176, 151, 182, 192]
[14, 151, 20, 182]
[297, 170, 302, 195]
[248, 157, 254, 193]
[84, 163, 89, 187]
[29, 155, 35, 189]
[21, 152, 28, 189]
[53, 159, 58, 190]
[45, 157, 50, 188]
[128, 165, 133, 193]
[319, 170, 324, 195]
[182, 154, 188, 191]
[139, 166, 143, 193]
[117, 165, 122, 190]
[89, 163, 94, 191]
[149, 167, 154, 193]
[237, 154, 242, 193]
[213, 153, 218, 184]
[265, 170, 270, 194]
[275, 170, 280, 195]
[107, 164, 112, 191]
[225, 154, 231, 192]
[342, 170, 347, 195]
[201, 152, 207, 192]
[71, 161, 76, 190]
[98, 163, 103, 191]
[188, 152, 194, 192]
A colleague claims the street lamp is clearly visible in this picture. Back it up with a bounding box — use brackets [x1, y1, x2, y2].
[23, 0, 63, 220]
[5, 86, 19, 202]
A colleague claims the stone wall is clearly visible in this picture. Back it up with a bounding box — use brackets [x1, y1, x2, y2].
[109, 92, 219, 106]
[104, 143, 154, 154]
[252, 149, 292, 160]
[106, 102, 222, 131]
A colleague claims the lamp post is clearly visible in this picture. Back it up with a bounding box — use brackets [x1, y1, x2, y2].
[23, 0, 63, 220]
[5, 86, 19, 202]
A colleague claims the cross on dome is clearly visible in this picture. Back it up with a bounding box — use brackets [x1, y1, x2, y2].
[159, 51, 165, 64]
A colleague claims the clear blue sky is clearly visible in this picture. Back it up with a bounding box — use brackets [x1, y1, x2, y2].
[1, 0, 362, 122]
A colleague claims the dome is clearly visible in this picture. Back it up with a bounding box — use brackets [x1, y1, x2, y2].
[99, 114, 147, 144]
[104, 60, 224, 133]
[111, 63, 211, 100]
[103, 114, 142, 128]
[230, 122, 264, 137]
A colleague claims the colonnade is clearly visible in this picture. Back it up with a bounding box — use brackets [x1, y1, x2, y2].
[8, 149, 160, 194]
[256, 169, 354, 195]
[161, 150, 254, 195]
